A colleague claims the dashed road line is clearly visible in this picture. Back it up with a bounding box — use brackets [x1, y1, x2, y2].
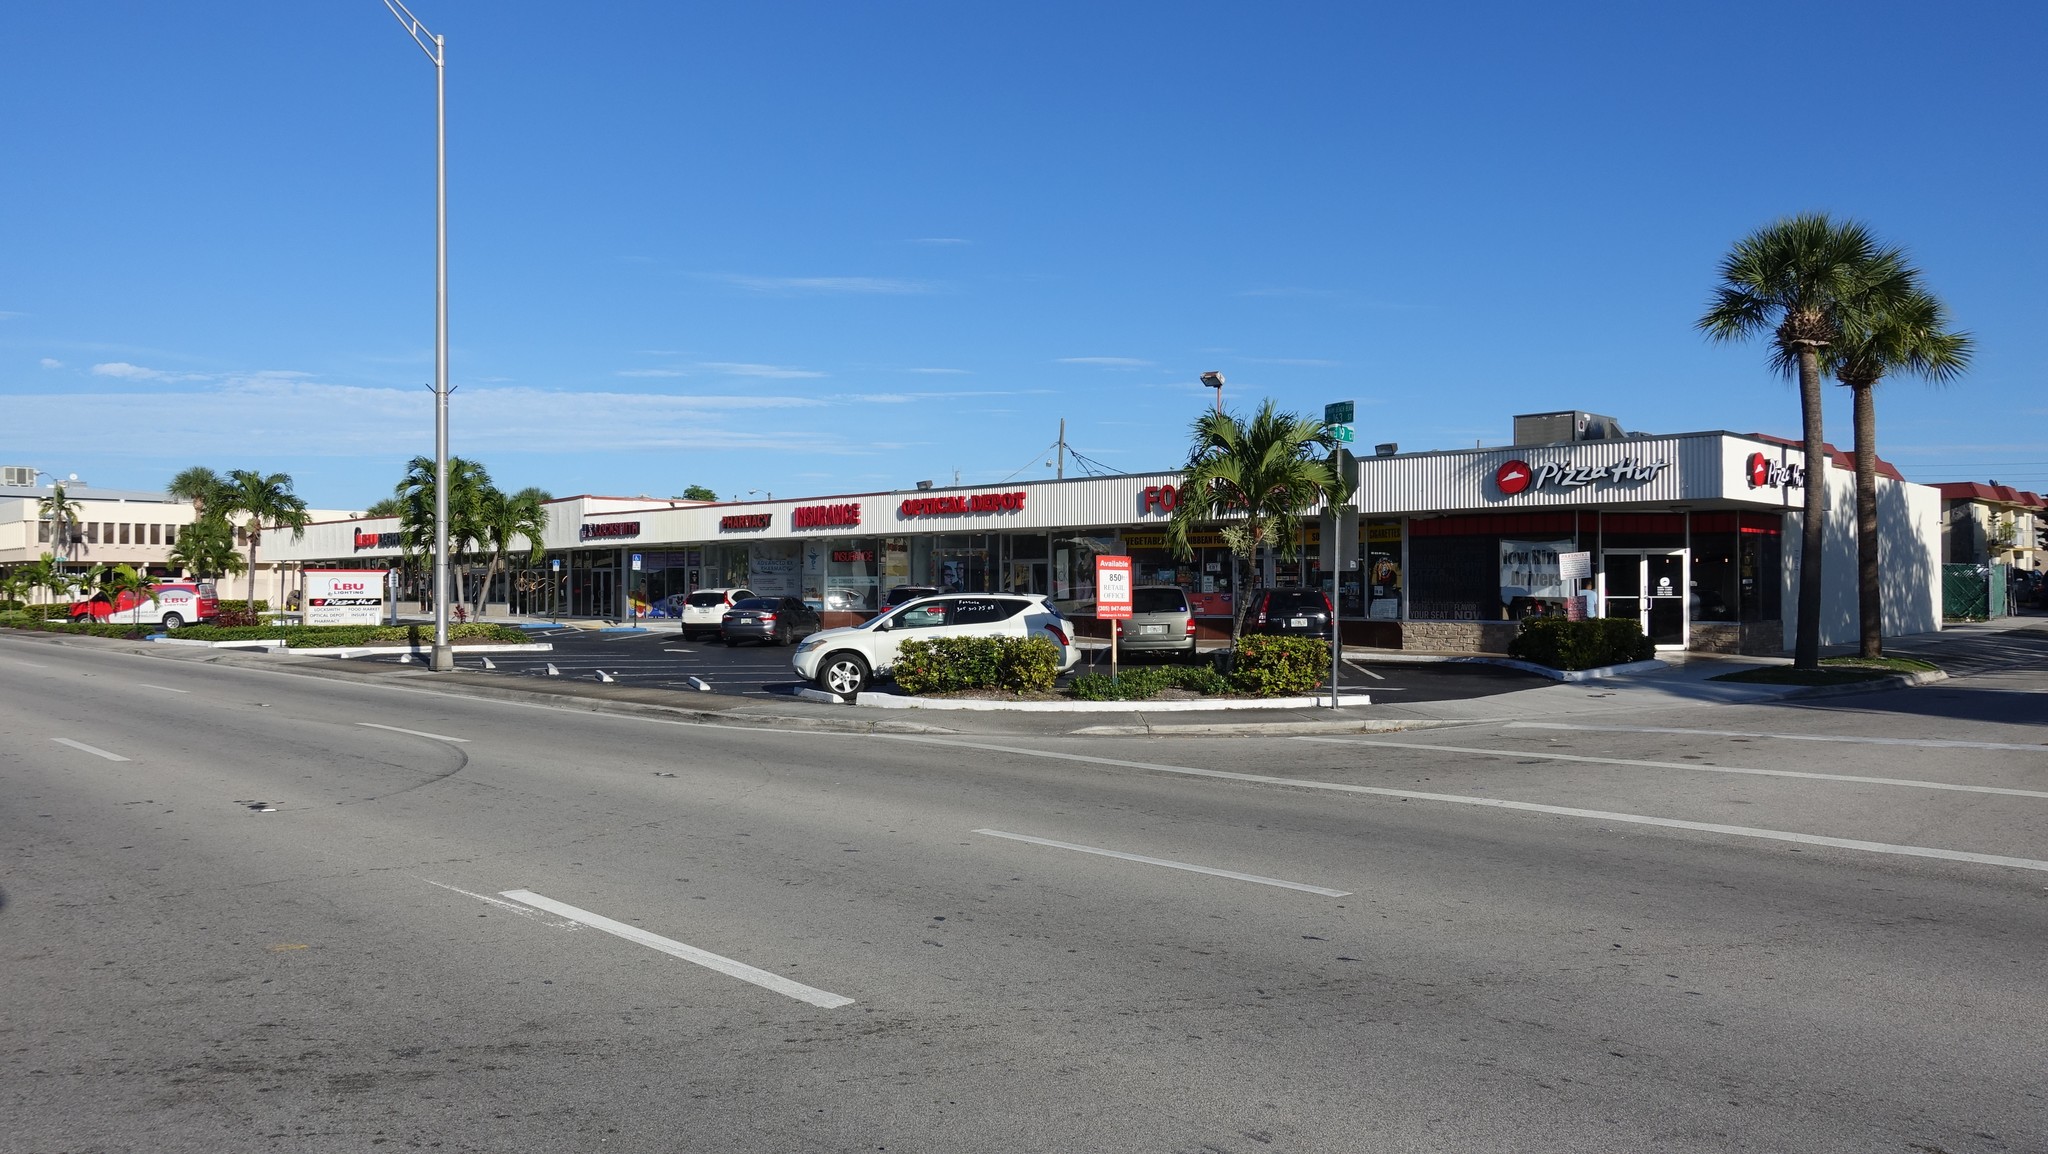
[975, 828, 1349, 895]
[358, 722, 470, 743]
[51, 737, 131, 762]
[498, 889, 854, 1009]
[137, 683, 191, 694]
[1296, 736, 2048, 800]
[1504, 721, 2048, 753]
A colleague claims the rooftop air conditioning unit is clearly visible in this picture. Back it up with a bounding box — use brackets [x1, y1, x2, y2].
[1512, 411, 1626, 446]
[1, 466, 37, 487]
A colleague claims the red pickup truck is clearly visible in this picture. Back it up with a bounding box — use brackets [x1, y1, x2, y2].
[70, 580, 220, 630]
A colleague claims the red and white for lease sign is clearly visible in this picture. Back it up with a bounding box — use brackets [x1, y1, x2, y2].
[1094, 555, 1133, 620]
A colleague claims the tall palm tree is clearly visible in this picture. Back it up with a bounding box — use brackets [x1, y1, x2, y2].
[167, 466, 230, 515]
[1166, 399, 1346, 648]
[37, 482, 86, 578]
[1698, 213, 1912, 668]
[221, 470, 310, 616]
[394, 455, 493, 610]
[471, 486, 552, 618]
[17, 554, 61, 610]
[1830, 287, 1972, 658]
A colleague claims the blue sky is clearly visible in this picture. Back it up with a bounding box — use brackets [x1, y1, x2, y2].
[4, 2, 2043, 510]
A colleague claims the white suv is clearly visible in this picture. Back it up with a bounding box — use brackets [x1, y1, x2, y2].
[792, 593, 1079, 696]
[678, 587, 754, 641]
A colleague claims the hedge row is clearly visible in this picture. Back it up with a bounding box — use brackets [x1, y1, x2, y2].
[1507, 617, 1653, 670]
[893, 636, 1060, 694]
[1227, 635, 1330, 697]
[0, 617, 527, 647]
[1069, 664, 1232, 701]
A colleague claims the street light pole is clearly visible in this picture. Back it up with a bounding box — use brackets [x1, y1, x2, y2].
[1200, 371, 1225, 415]
[383, 0, 455, 672]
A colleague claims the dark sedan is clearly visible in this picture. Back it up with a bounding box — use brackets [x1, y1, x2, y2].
[1242, 587, 1334, 637]
[720, 597, 823, 646]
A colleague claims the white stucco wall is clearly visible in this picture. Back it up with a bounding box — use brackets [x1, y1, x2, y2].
[1781, 469, 1941, 649]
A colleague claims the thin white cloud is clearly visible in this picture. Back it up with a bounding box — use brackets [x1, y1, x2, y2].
[713, 274, 936, 295]
[697, 362, 827, 380]
[842, 389, 1051, 404]
[40, 357, 63, 368]
[0, 311, 23, 321]
[616, 368, 687, 378]
[1056, 357, 1153, 368]
[90, 361, 213, 382]
[1236, 356, 1342, 368]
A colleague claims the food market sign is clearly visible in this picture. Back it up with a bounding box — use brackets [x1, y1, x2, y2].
[304, 569, 385, 627]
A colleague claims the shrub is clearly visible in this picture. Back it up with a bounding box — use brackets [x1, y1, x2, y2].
[1228, 635, 1328, 697]
[1069, 664, 1233, 701]
[1507, 616, 1654, 670]
[893, 636, 1061, 694]
[0, 620, 527, 647]
[215, 599, 271, 614]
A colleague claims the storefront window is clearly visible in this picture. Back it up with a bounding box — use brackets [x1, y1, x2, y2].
[825, 539, 880, 612]
[747, 543, 801, 597]
[933, 534, 989, 592]
[1364, 520, 1402, 619]
[1689, 530, 1739, 622]
[1739, 525, 1782, 623]
[1052, 531, 1118, 609]
[880, 537, 912, 598]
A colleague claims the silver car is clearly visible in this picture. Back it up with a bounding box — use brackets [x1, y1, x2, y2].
[1115, 585, 1199, 661]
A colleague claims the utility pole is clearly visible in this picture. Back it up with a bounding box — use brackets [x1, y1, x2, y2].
[1057, 419, 1066, 480]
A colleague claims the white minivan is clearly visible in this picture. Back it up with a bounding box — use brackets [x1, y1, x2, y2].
[791, 593, 1078, 696]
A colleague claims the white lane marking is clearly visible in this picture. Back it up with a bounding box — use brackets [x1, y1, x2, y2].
[1344, 663, 1386, 680]
[51, 737, 131, 762]
[1505, 721, 2048, 753]
[426, 880, 581, 929]
[881, 736, 2048, 876]
[137, 683, 191, 694]
[497, 889, 854, 1009]
[5, 659, 52, 669]
[1295, 737, 2048, 801]
[357, 722, 470, 743]
[975, 828, 1350, 896]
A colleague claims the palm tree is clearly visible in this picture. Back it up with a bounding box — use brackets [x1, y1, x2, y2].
[1829, 286, 1972, 658]
[1165, 399, 1346, 648]
[1698, 213, 1913, 668]
[96, 563, 158, 627]
[471, 486, 552, 618]
[168, 517, 247, 581]
[167, 466, 230, 515]
[363, 497, 403, 518]
[394, 455, 493, 610]
[37, 482, 87, 580]
[221, 470, 310, 617]
[16, 554, 61, 610]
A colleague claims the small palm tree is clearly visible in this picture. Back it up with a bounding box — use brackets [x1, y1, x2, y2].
[169, 517, 247, 581]
[1699, 213, 1913, 668]
[472, 485, 552, 618]
[1830, 287, 1972, 657]
[222, 470, 310, 619]
[167, 466, 230, 515]
[1166, 399, 1346, 648]
[96, 563, 158, 627]
[17, 554, 61, 611]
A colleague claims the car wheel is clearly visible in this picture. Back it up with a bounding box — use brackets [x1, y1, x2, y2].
[722, 636, 737, 647]
[775, 624, 791, 646]
[818, 652, 869, 697]
[160, 612, 184, 631]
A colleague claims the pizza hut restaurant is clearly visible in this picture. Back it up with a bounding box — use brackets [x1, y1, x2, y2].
[1350, 420, 1944, 656]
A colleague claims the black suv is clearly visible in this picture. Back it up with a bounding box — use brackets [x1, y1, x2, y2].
[1242, 588, 1334, 637]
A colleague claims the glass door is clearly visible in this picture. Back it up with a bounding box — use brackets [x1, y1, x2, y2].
[1601, 550, 1689, 649]
[1602, 552, 1642, 631]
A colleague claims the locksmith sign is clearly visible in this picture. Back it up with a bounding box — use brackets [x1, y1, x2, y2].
[304, 569, 386, 626]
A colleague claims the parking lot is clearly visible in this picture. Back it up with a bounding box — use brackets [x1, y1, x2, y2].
[355, 626, 1552, 703]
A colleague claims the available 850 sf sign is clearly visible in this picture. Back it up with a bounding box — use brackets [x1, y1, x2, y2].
[304, 569, 387, 626]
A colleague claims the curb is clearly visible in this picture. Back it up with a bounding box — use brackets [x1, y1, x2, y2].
[1346, 652, 1667, 681]
[1069, 718, 1467, 737]
[793, 688, 1375, 711]
[1773, 668, 1950, 702]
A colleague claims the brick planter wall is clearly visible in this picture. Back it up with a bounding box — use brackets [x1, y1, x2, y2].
[1399, 620, 1518, 654]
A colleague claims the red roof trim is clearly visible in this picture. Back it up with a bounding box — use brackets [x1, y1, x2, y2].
[1744, 434, 1906, 482]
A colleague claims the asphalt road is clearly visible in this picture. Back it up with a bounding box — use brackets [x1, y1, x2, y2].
[377, 626, 1552, 704]
[4, 630, 2045, 1153]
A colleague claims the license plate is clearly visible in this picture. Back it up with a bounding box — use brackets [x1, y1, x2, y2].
[1142, 625, 1165, 635]
[1289, 617, 1308, 627]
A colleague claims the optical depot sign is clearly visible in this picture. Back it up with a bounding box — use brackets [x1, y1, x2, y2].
[304, 569, 386, 626]
[1495, 456, 1670, 496]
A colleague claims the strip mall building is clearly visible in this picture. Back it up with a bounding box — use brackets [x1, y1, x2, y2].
[265, 414, 1943, 656]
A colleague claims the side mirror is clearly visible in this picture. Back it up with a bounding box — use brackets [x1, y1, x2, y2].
[874, 617, 893, 632]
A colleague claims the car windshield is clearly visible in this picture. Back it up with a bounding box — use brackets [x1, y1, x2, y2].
[732, 598, 776, 611]
[1131, 588, 1187, 613]
[687, 591, 729, 607]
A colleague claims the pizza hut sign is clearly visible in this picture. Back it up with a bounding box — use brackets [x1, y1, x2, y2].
[1495, 456, 1670, 496]
[1744, 452, 1805, 490]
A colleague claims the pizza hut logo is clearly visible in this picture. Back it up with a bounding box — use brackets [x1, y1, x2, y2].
[1495, 460, 1533, 496]
[1744, 452, 1804, 490]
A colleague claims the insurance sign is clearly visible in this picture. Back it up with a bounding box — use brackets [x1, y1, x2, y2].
[305, 569, 386, 626]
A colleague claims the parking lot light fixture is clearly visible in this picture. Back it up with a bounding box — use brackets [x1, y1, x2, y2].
[1200, 371, 1225, 414]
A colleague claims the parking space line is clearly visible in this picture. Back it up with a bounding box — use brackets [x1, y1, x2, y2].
[137, 683, 191, 694]
[1504, 721, 2048, 753]
[1344, 662, 1386, 680]
[975, 828, 1349, 895]
[882, 735, 2048, 876]
[1296, 737, 2048, 801]
[358, 722, 470, 743]
[52, 737, 131, 762]
[498, 889, 854, 1009]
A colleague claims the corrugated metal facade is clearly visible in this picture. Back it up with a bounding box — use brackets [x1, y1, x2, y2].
[1358, 433, 1793, 514]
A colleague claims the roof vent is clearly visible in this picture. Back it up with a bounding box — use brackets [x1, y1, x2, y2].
[1, 466, 37, 487]
[1513, 411, 1626, 446]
